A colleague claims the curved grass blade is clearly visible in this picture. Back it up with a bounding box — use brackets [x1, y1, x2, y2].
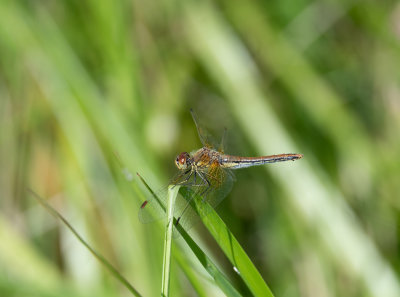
[27, 189, 142, 297]
[180, 187, 274, 297]
[177, 228, 242, 297]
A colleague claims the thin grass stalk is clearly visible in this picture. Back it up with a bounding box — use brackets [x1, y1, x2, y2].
[27, 189, 142, 297]
[161, 185, 180, 296]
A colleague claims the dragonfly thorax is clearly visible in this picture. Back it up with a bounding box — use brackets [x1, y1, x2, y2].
[175, 152, 192, 170]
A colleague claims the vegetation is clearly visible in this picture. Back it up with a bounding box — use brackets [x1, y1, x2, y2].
[1, 0, 400, 296]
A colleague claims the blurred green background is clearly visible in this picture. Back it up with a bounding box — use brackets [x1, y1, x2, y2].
[1, 0, 400, 296]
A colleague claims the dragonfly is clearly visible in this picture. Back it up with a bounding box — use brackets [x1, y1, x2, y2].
[139, 109, 303, 230]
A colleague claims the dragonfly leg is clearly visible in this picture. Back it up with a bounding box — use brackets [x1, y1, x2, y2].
[173, 169, 193, 187]
[196, 171, 212, 202]
[176, 194, 195, 226]
[179, 170, 208, 188]
[175, 170, 210, 226]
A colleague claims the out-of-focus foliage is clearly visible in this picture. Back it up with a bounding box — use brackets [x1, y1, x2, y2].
[1, 0, 400, 296]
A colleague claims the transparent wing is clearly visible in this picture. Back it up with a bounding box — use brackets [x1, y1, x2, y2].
[173, 163, 235, 231]
[137, 169, 205, 225]
[138, 186, 167, 224]
[190, 109, 222, 150]
[138, 170, 190, 224]
[138, 165, 235, 233]
[218, 127, 228, 153]
[201, 161, 234, 208]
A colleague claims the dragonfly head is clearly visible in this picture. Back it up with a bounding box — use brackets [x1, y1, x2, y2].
[175, 152, 191, 170]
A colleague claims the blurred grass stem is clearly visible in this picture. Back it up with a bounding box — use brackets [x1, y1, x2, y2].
[27, 189, 142, 297]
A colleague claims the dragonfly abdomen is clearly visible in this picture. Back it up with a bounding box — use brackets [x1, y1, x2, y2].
[220, 153, 303, 169]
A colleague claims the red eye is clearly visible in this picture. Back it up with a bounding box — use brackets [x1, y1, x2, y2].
[178, 153, 187, 165]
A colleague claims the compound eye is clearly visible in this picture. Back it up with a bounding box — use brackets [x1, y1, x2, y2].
[175, 152, 190, 169]
[178, 152, 187, 165]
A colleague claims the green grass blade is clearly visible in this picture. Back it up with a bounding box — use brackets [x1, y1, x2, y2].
[181, 188, 274, 297]
[161, 185, 179, 297]
[172, 251, 208, 297]
[178, 229, 243, 297]
[27, 189, 142, 297]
